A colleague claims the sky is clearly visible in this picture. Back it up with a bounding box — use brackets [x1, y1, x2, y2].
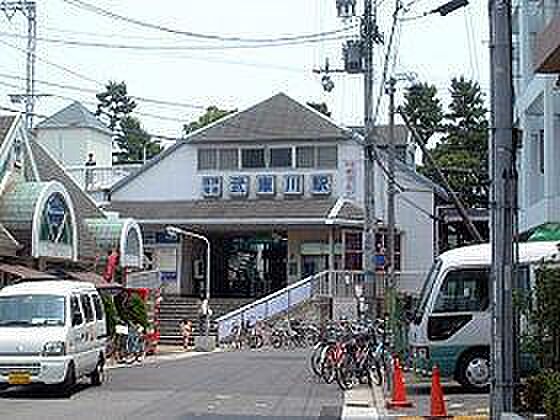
[0, 0, 489, 144]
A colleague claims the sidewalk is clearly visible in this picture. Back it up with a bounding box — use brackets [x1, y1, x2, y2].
[106, 345, 220, 370]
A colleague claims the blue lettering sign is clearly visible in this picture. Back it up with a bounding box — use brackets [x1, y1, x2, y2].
[257, 175, 275, 195]
[284, 175, 303, 195]
[202, 176, 222, 197]
[312, 174, 332, 195]
[229, 176, 249, 196]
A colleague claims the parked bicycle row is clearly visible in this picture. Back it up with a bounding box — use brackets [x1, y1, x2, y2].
[308, 318, 392, 392]
[220, 318, 321, 350]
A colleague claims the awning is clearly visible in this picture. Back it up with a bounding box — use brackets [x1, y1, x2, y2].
[528, 223, 560, 242]
[0, 264, 57, 280]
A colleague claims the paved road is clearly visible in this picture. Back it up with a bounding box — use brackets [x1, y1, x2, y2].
[0, 350, 343, 420]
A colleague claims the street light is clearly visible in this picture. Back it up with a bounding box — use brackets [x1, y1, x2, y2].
[165, 226, 212, 349]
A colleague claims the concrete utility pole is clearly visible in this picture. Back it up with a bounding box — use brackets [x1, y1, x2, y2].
[385, 78, 396, 292]
[488, 0, 516, 415]
[362, 0, 378, 317]
[0, 1, 37, 130]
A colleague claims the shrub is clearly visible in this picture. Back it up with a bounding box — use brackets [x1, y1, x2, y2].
[544, 371, 560, 419]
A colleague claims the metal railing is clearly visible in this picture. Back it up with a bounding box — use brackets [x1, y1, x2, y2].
[216, 270, 364, 340]
[66, 164, 142, 191]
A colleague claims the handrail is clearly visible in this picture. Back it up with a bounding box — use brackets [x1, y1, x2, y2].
[214, 270, 328, 323]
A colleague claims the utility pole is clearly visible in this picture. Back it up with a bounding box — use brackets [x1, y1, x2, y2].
[489, 0, 516, 415]
[0, 1, 37, 130]
[362, 0, 378, 318]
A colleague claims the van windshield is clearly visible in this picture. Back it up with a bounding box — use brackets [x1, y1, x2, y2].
[0, 294, 66, 326]
[413, 259, 442, 324]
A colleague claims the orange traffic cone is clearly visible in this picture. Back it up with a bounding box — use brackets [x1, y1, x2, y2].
[386, 358, 413, 408]
[430, 365, 447, 417]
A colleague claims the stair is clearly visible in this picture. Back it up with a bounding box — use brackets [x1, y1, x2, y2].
[158, 296, 254, 345]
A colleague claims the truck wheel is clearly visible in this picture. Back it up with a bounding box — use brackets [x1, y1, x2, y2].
[457, 350, 490, 391]
[90, 358, 105, 386]
[60, 363, 76, 397]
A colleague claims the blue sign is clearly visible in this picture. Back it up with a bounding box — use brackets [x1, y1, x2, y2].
[229, 176, 249, 196]
[155, 232, 179, 244]
[311, 174, 332, 195]
[160, 271, 177, 282]
[256, 175, 275, 195]
[202, 176, 222, 197]
[284, 175, 303, 195]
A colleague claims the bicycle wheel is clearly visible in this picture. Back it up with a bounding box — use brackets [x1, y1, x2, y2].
[368, 358, 383, 387]
[271, 333, 283, 349]
[309, 343, 325, 377]
[321, 346, 337, 384]
[336, 353, 356, 391]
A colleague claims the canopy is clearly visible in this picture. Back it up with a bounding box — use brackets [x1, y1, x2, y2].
[528, 223, 560, 242]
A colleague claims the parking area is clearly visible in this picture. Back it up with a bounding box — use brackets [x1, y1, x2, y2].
[384, 373, 489, 418]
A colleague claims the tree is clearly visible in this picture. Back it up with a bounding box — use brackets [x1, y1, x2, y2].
[307, 102, 332, 117]
[96, 81, 137, 131]
[402, 82, 443, 144]
[183, 106, 236, 136]
[425, 77, 489, 208]
[114, 116, 161, 163]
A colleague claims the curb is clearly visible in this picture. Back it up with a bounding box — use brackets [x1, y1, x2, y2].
[106, 349, 221, 370]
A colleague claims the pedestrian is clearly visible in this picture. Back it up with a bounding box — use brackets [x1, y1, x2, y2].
[198, 298, 212, 335]
[180, 319, 192, 350]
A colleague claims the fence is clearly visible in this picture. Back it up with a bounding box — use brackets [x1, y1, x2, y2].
[216, 270, 365, 340]
[66, 164, 142, 191]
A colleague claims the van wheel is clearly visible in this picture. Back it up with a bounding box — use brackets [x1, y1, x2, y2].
[90, 359, 105, 386]
[60, 363, 76, 397]
[457, 350, 490, 391]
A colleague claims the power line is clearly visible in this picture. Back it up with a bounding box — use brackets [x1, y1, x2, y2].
[0, 30, 353, 51]
[61, 0, 357, 44]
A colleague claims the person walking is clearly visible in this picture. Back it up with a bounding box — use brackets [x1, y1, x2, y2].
[180, 319, 193, 350]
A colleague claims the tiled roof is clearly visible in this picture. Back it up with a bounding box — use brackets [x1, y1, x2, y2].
[106, 198, 341, 224]
[187, 93, 349, 143]
[0, 116, 16, 147]
[337, 201, 364, 220]
[35, 102, 112, 135]
[28, 140, 104, 260]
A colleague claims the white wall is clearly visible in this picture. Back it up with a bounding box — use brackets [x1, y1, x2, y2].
[35, 127, 112, 167]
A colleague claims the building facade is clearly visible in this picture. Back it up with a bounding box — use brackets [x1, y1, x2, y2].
[107, 93, 446, 297]
[513, 0, 560, 234]
[0, 113, 143, 287]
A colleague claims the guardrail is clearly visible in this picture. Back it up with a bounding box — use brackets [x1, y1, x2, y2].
[216, 270, 365, 340]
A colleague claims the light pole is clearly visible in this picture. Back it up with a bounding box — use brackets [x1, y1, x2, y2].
[166, 226, 212, 348]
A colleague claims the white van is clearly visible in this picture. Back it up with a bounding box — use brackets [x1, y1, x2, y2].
[409, 241, 559, 390]
[0, 281, 107, 394]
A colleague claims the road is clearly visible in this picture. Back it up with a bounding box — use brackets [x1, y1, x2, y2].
[0, 350, 344, 420]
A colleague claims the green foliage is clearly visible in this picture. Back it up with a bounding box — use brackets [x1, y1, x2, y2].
[544, 371, 560, 418]
[114, 116, 161, 163]
[402, 82, 443, 144]
[307, 102, 332, 117]
[102, 295, 118, 336]
[115, 292, 149, 331]
[411, 77, 489, 209]
[183, 106, 236, 136]
[96, 81, 137, 131]
[535, 264, 560, 367]
[523, 370, 560, 417]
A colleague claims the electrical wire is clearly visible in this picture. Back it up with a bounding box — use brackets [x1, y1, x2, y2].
[60, 0, 357, 44]
[0, 31, 353, 51]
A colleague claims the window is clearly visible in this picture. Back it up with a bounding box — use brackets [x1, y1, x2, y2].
[296, 146, 315, 168]
[229, 176, 249, 196]
[80, 295, 94, 323]
[0, 294, 65, 326]
[257, 175, 275, 195]
[219, 149, 239, 170]
[344, 231, 363, 270]
[92, 294, 104, 321]
[311, 174, 332, 195]
[284, 175, 303, 195]
[433, 269, 489, 313]
[202, 176, 222, 197]
[70, 296, 83, 326]
[317, 146, 338, 168]
[198, 149, 217, 170]
[269, 148, 292, 168]
[241, 149, 265, 168]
